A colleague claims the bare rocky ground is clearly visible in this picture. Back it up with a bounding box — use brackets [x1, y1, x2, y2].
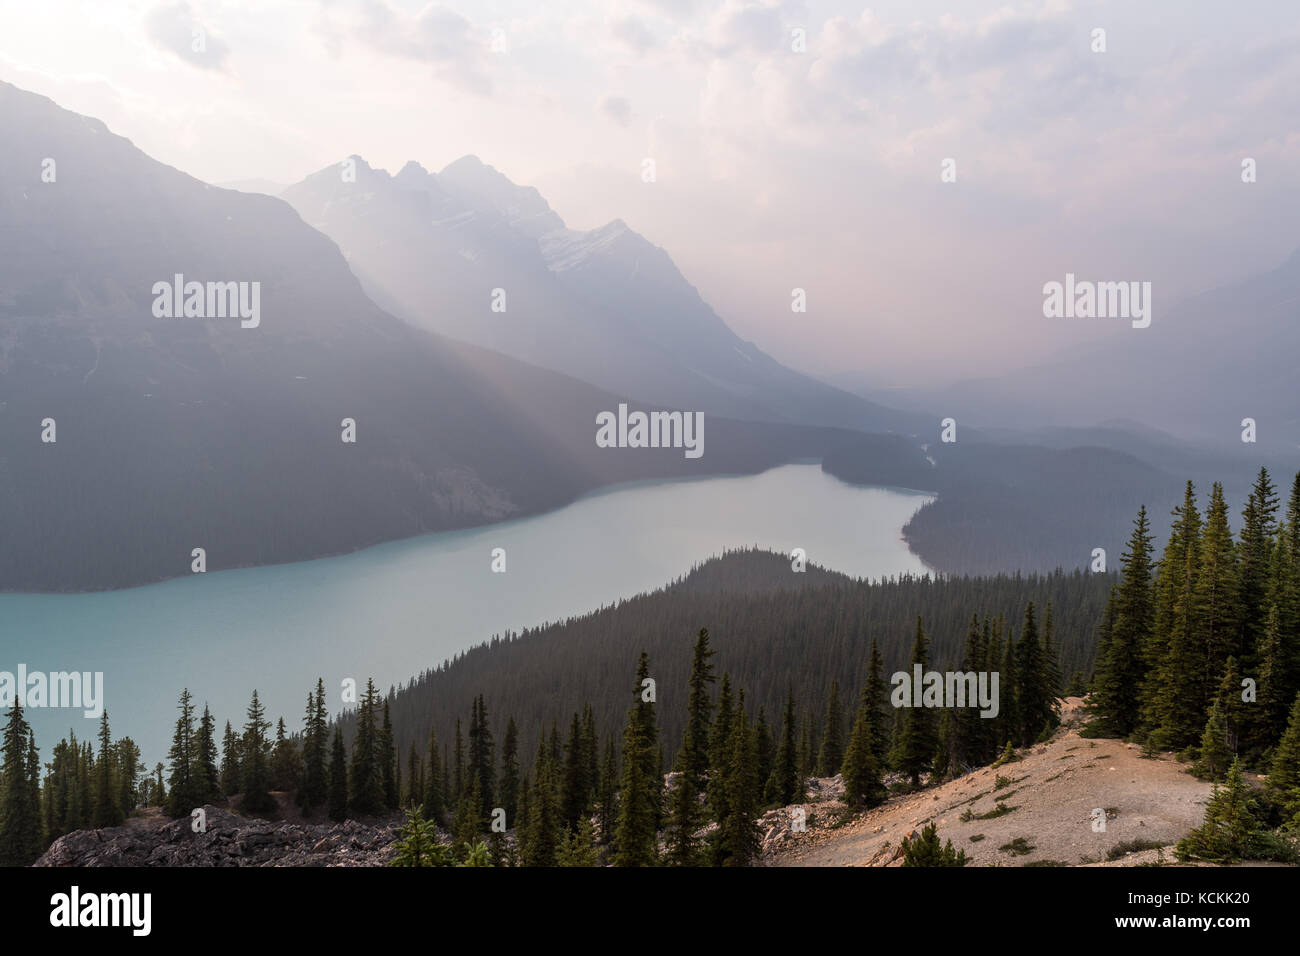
[762, 698, 1236, 867]
[36, 794, 408, 867]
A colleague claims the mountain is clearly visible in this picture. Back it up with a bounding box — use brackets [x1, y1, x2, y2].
[0, 82, 856, 591]
[282, 156, 923, 433]
[866, 249, 1300, 453]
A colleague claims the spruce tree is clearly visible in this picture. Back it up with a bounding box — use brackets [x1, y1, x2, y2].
[271, 716, 302, 794]
[816, 680, 845, 777]
[766, 684, 798, 805]
[717, 695, 761, 866]
[327, 725, 348, 822]
[614, 652, 658, 866]
[196, 704, 222, 803]
[894, 617, 937, 786]
[423, 726, 445, 824]
[0, 701, 43, 866]
[239, 690, 274, 813]
[499, 717, 520, 826]
[220, 719, 241, 797]
[298, 681, 329, 813]
[841, 692, 885, 808]
[379, 701, 399, 810]
[165, 689, 199, 817]
[1089, 508, 1153, 737]
[349, 679, 384, 816]
[1266, 693, 1300, 826]
[91, 710, 123, 828]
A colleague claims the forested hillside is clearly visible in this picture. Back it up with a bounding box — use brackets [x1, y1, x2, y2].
[372, 548, 1114, 774]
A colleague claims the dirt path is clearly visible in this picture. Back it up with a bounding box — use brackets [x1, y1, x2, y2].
[766, 700, 1217, 867]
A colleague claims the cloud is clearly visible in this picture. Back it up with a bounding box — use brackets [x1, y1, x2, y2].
[610, 16, 656, 54]
[318, 0, 494, 95]
[144, 1, 231, 72]
[597, 94, 631, 125]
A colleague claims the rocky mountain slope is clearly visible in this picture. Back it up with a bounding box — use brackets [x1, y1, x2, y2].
[762, 699, 1219, 867]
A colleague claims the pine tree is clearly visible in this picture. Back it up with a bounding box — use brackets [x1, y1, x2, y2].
[558, 815, 599, 867]
[816, 680, 845, 777]
[522, 736, 562, 865]
[614, 652, 658, 866]
[271, 716, 302, 794]
[864, 638, 890, 766]
[841, 690, 885, 808]
[717, 695, 761, 866]
[894, 617, 937, 786]
[597, 736, 618, 845]
[1176, 757, 1258, 862]
[1142, 482, 1203, 741]
[1089, 508, 1154, 737]
[697, 674, 734, 865]
[219, 719, 241, 797]
[901, 822, 968, 866]
[1015, 602, 1059, 745]
[1194, 697, 1233, 782]
[404, 742, 421, 808]
[165, 689, 200, 817]
[668, 627, 716, 863]
[467, 695, 495, 817]
[561, 711, 591, 831]
[349, 679, 384, 816]
[196, 705, 222, 803]
[1266, 693, 1300, 826]
[423, 726, 445, 824]
[1237, 468, 1280, 663]
[298, 681, 329, 813]
[328, 725, 348, 822]
[766, 684, 798, 805]
[0, 701, 43, 866]
[116, 737, 141, 817]
[91, 710, 123, 828]
[239, 690, 274, 813]
[499, 717, 520, 826]
[379, 701, 399, 810]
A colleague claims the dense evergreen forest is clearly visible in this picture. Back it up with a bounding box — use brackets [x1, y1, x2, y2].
[4, 467, 1300, 866]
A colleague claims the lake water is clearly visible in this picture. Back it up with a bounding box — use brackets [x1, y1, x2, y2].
[4, 463, 932, 763]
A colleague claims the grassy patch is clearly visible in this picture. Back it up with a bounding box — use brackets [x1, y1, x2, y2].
[999, 836, 1035, 856]
[1022, 859, 1066, 867]
[1106, 839, 1169, 861]
[969, 834, 985, 842]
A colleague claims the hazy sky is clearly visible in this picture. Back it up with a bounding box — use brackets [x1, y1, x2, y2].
[2, 0, 1297, 386]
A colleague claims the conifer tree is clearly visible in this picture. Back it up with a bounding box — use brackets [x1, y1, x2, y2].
[558, 815, 599, 866]
[561, 711, 592, 831]
[499, 717, 520, 826]
[220, 719, 241, 797]
[271, 716, 302, 794]
[901, 822, 968, 866]
[1194, 697, 1233, 782]
[1015, 602, 1059, 745]
[864, 638, 890, 766]
[1142, 482, 1203, 740]
[0, 701, 43, 866]
[1090, 508, 1154, 737]
[350, 679, 384, 816]
[240, 690, 274, 813]
[1176, 757, 1258, 863]
[614, 652, 659, 866]
[597, 736, 618, 845]
[766, 684, 798, 805]
[405, 742, 421, 808]
[1266, 693, 1300, 826]
[755, 707, 773, 797]
[423, 726, 445, 824]
[467, 695, 495, 817]
[717, 694, 761, 867]
[894, 617, 937, 786]
[523, 736, 562, 865]
[328, 726, 349, 822]
[165, 689, 200, 817]
[91, 710, 123, 828]
[816, 680, 845, 777]
[196, 704, 222, 803]
[379, 701, 399, 810]
[298, 681, 329, 813]
[841, 690, 885, 808]
[117, 737, 141, 817]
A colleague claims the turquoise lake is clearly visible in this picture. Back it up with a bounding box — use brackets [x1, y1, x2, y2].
[4, 463, 933, 763]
